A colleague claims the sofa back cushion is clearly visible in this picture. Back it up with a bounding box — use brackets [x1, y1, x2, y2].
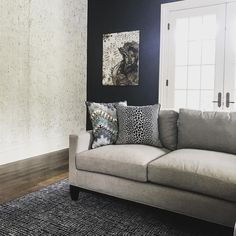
[159, 110, 179, 150]
[178, 109, 236, 154]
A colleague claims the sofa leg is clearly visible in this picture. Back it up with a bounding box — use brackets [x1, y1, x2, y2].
[70, 185, 80, 201]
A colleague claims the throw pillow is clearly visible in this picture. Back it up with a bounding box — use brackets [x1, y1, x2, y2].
[116, 104, 162, 147]
[86, 101, 127, 149]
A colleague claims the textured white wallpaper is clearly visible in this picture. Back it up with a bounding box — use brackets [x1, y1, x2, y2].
[0, 0, 87, 165]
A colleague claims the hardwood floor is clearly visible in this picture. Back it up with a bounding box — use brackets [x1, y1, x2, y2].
[0, 149, 69, 204]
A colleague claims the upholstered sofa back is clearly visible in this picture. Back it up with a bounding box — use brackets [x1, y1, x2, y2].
[159, 110, 179, 150]
[159, 109, 236, 155]
[177, 109, 236, 155]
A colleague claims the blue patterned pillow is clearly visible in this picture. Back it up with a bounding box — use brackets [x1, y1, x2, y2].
[86, 101, 127, 149]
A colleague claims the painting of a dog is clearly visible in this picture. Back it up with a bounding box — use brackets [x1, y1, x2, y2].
[102, 31, 140, 86]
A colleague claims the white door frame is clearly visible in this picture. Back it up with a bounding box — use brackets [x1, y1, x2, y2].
[159, 0, 236, 108]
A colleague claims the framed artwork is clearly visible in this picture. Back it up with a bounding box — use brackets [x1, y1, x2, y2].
[102, 30, 140, 86]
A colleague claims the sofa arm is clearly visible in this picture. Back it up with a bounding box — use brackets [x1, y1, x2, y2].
[69, 131, 93, 174]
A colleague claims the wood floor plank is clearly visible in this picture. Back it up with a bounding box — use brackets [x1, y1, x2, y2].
[0, 149, 69, 204]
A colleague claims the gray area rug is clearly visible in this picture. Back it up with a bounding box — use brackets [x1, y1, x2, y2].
[0, 180, 232, 236]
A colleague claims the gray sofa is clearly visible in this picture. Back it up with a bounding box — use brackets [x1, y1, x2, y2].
[69, 109, 236, 231]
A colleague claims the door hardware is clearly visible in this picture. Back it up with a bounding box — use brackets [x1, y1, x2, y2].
[226, 92, 235, 108]
[212, 92, 222, 108]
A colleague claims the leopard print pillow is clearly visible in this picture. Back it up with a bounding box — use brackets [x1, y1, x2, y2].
[116, 104, 162, 147]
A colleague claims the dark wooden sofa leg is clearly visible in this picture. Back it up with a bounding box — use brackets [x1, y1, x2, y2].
[70, 185, 80, 201]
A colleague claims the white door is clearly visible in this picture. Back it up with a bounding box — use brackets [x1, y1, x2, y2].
[224, 2, 236, 111]
[163, 5, 226, 111]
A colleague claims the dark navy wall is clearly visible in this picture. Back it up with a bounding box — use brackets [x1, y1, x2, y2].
[87, 0, 178, 128]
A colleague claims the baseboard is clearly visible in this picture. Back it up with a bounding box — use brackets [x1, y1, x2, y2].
[0, 149, 69, 174]
[0, 149, 69, 204]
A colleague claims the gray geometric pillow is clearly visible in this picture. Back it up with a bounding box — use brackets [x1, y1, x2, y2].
[86, 101, 127, 149]
[116, 104, 162, 147]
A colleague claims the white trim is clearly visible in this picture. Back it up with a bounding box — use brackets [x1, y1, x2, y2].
[234, 221, 236, 236]
[159, 4, 168, 107]
[162, 0, 236, 11]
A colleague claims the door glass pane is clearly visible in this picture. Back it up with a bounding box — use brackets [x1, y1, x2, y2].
[202, 40, 215, 64]
[187, 90, 200, 109]
[201, 65, 215, 90]
[201, 90, 214, 110]
[175, 66, 187, 89]
[189, 17, 202, 40]
[173, 13, 218, 111]
[188, 41, 201, 65]
[175, 90, 187, 109]
[176, 44, 188, 66]
[175, 19, 188, 66]
[203, 15, 217, 39]
[176, 18, 188, 41]
[188, 66, 201, 89]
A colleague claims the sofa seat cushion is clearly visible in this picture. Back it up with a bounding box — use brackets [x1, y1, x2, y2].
[148, 149, 236, 202]
[76, 145, 168, 182]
